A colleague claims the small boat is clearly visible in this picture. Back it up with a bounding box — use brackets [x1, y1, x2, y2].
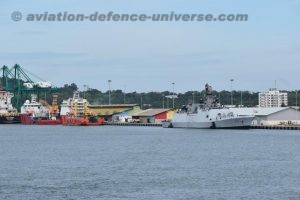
[60, 91, 104, 126]
[0, 91, 20, 124]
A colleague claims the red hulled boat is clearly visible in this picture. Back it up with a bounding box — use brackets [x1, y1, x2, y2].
[20, 94, 61, 125]
[60, 91, 104, 126]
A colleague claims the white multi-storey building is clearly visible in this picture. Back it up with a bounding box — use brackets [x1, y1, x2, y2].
[259, 88, 288, 107]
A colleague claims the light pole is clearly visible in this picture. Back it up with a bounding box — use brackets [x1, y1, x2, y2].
[166, 97, 169, 109]
[230, 79, 234, 106]
[162, 94, 165, 109]
[83, 84, 88, 99]
[108, 80, 111, 105]
[240, 91, 243, 107]
[172, 82, 175, 108]
[140, 94, 143, 109]
[296, 90, 298, 107]
[123, 85, 126, 104]
[192, 92, 195, 104]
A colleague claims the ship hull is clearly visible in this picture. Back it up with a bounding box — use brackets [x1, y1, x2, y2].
[171, 121, 212, 128]
[213, 116, 253, 129]
[20, 114, 61, 125]
[0, 116, 21, 124]
[166, 115, 254, 129]
[61, 115, 105, 126]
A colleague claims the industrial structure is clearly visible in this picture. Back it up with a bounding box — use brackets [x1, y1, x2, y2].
[1, 64, 56, 110]
[132, 108, 175, 123]
[229, 107, 300, 126]
[88, 104, 142, 121]
[1, 64, 300, 128]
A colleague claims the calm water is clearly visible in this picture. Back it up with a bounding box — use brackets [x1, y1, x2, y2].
[0, 125, 300, 200]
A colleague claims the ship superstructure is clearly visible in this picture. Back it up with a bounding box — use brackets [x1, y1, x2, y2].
[0, 91, 20, 124]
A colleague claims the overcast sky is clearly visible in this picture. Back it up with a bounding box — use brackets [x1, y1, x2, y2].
[1, 0, 299, 92]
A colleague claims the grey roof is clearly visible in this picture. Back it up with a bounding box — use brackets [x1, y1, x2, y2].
[89, 104, 139, 108]
[229, 107, 289, 116]
[132, 109, 170, 117]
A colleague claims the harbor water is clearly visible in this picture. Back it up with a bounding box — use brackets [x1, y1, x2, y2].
[1, 125, 300, 200]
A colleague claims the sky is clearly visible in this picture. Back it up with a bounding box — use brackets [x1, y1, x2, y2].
[0, 0, 299, 92]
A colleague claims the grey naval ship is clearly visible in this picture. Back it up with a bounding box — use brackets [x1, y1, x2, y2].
[163, 84, 254, 129]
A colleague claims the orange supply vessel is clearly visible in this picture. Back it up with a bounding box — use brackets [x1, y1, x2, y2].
[60, 91, 104, 126]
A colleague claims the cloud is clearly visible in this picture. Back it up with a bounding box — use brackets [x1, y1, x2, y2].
[0, 51, 86, 61]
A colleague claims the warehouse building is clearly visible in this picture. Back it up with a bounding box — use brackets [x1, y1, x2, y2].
[132, 109, 175, 124]
[88, 104, 141, 121]
[229, 107, 300, 126]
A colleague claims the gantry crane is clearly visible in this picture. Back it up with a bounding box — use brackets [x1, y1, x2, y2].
[0, 64, 57, 110]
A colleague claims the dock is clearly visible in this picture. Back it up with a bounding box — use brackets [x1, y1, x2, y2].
[106, 123, 299, 130]
[251, 125, 300, 130]
[105, 122, 162, 127]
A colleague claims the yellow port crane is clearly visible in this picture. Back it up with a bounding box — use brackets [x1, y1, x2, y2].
[51, 94, 58, 114]
[39, 94, 59, 117]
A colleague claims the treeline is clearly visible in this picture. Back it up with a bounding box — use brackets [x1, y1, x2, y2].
[1, 81, 299, 108]
[46, 83, 260, 108]
[50, 83, 299, 108]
